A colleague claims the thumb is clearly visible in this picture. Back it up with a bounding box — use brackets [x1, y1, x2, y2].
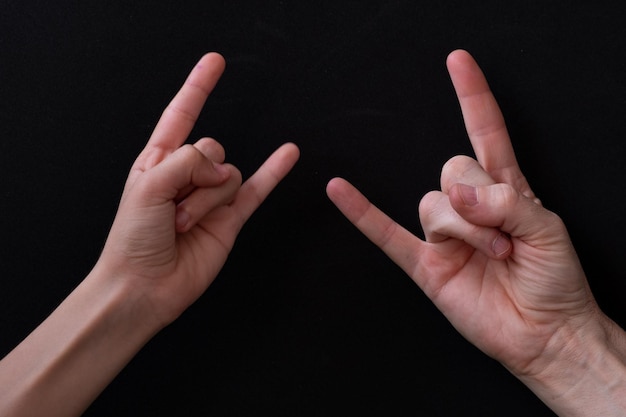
[448, 183, 566, 245]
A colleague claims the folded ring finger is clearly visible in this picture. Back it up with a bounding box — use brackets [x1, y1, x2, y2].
[176, 138, 228, 202]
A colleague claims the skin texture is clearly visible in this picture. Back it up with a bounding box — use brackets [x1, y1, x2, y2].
[1, 49, 624, 417]
[0, 52, 299, 417]
[101, 53, 301, 327]
[326, 50, 626, 416]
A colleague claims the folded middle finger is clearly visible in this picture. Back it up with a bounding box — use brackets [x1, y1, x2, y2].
[440, 155, 495, 194]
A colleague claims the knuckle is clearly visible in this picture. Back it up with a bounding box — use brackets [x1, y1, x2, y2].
[229, 165, 243, 187]
[541, 207, 566, 231]
[418, 191, 438, 217]
[195, 137, 226, 160]
[377, 219, 399, 250]
[494, 183, 520, 209]
[198, 136, 219, 147]
[418, 191, 446, 223]
[441, 155, 477, 181]
[178, 143, 203, 161]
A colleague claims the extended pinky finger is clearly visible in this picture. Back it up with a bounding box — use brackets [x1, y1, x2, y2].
[230, 143, 300, 228]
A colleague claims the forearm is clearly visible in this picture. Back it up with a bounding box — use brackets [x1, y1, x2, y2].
[0, 264, 161, 417]
[520, 313, 626, 417]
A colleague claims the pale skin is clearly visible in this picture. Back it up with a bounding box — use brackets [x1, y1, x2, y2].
[0, 52, 300, 416]
[1, 49, 625, 417]
[326, 50, 626, 416]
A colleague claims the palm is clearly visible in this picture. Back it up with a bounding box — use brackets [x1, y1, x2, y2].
[421, 238, 563, 369]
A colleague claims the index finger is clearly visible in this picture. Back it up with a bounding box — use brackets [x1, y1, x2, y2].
[447, 50, 531, 193]
[146, 53, 226, 154]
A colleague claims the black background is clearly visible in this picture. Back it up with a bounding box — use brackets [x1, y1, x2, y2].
[2, 1, 626, 416]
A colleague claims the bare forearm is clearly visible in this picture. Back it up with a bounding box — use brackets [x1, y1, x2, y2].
[0, 265, 160, 417]
[520, 314, 626, 417]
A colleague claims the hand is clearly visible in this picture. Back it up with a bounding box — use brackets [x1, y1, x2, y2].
[326, 50, 600, 379]
[0, 53, 300, 417]
[98, 53, 300, 327]
[0, 53, 299, 417]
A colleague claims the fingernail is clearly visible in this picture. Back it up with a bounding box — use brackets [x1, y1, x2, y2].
[458, 184, 478, 206]
[175, 209, 190, 230]
[492, 233, 511, 257]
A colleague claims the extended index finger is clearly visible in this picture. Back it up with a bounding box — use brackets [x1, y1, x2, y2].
[146, 53, 226, 153]
[447, 50, 531, 193]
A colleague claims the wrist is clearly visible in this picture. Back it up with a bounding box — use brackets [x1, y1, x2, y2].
[90, 253, 180, 331]
[87, 260, 167, 336]
[518, 310, 626, 416]
[0, 263, 162, 417]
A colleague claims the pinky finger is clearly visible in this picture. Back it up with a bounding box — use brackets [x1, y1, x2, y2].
[229, 143, 300, 228]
